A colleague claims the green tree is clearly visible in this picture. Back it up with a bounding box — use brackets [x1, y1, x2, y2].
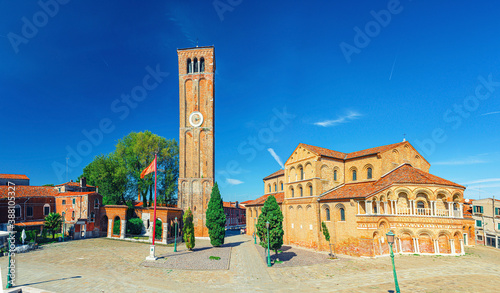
[321, 221, 334, 256]
[44, 213, 62, 239]
[126, 218, 144, 235]
[257, 195, 284, 254]
[206, 182, 226, 247]
[183, 208, 195, 250]
[80, 153, 127, 205]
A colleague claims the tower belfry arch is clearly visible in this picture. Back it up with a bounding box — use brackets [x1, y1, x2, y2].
[177, 46, 215, 237]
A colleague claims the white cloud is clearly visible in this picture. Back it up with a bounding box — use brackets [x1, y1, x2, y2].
[481, 111, 500, 116]
[267, 148, 285, 169]
[313, 111, 361, 127]
[432, 158, 488, 166]
[226, 178, 244, 185]
[461, 178, 500, 185]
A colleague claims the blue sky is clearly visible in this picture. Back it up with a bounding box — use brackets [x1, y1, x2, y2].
[1, 0, 499, 201]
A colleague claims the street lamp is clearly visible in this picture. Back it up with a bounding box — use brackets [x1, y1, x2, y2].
[174, 217, 178, 252]
[254, 217, 257, 244]
[386, 231, 400, 293]
[266, 221, 271, 267]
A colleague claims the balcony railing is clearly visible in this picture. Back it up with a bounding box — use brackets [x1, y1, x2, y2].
[435, 209, 448, 217]
[415, 208, 432, 216]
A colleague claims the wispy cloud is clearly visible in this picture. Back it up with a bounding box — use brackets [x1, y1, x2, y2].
[313, 111, 361, 127]
[267, 148, 285, 169]
[461, 178, 500, 185]
[226, 178, 244, 185]
[433, 158, 488, 166]
[481, 111, 500, 116]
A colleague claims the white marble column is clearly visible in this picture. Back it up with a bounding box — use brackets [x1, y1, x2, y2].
[448, 202, 453, 217]
[367, 201, 372, 215]
[459, 203, 463, 218]
[384, 202, 388, 214]
[357, 201, 360, 215]
[120, 220, 127, 239]
[376, 201, 380, 214]
[450, 239, 455, 254]
[107, 219, 113, 238]
[395, 200, 398, 215]
[162, 223, 169, 244]
[459, 239, 465, 255]
[410, 200, 414, 215]
[398, 238, 403, 253]
[430, 201, 435, 216]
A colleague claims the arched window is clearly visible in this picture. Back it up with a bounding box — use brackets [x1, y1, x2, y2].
[268, 184, 271, 193]
[300, 187, 303, 197]
[300, 168, 304, 180]
[281, 182, 283, 191]
[274, 183, 277, 192]
[334, 170, 337, 181]
[94, 198, 99, 208]
[367, 168, 372, 179]
[200, 57, 205, 72]
[291, 188, 294, 198]
[27, 206, 33, 217]
[340, 208, 345, 221]
[90, 212, 95, 222]
[352, 170, 357, 181]
[417, 201, 425, 209]
[43, 204, 50, 216]
[72, 211, 75, 218]
[326, 208, 331, 221]
[14, 205, 21, 218]
[309, 185, 313, 196]
[187, 58, 192, 73]
[193, 58, 199, 73]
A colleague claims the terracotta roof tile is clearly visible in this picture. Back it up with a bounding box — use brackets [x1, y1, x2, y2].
[246, 192, 284, 206]
[345, 142, 406, 159]
[320, 164, 464, 201]
[0, 174, 29, 180]
[263, 169, 285, 180]
[0, 185, 58, 199]
[14, 221, 45, 227]
[55, 181, 95, 187]
[299, 144, 346, 160]
[56, 192, 96, 196]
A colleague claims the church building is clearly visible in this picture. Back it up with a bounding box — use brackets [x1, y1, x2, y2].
[246, 141, 475, 257]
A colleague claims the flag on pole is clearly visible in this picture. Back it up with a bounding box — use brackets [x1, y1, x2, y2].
[140, 157, 157, 179]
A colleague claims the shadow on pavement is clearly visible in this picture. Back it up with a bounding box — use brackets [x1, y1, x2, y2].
[20, 275, 82, 287]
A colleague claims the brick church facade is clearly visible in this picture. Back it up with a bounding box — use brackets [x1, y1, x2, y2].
[246, 141, 475, 257]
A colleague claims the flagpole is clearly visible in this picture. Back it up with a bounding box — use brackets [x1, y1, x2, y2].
[146, 153, 158, 261]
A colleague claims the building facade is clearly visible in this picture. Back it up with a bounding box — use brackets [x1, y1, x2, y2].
[177, 46, 215, 237]
[246, 141, 475, 257]
[223, 201, 246, 228]
[472, 198, 500, 249]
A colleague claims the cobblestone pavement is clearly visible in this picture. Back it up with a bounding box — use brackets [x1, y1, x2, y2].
[1, 235, 500, 292]
[255, 243, 335, 268]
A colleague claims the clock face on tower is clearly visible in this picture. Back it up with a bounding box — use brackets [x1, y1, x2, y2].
[189, 111, 204, 127]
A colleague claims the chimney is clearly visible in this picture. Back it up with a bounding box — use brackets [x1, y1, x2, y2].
[235, 201, 239, 208]
[80, 177, 87, 188]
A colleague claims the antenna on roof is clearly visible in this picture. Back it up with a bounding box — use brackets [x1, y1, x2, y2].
[196, 38, 199, 47]
[403, 133, 406, 142]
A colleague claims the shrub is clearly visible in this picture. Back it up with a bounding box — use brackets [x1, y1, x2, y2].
[155, 220, 162, 240]
[126, 218, 144, 235]
[183, 208, 195, 250]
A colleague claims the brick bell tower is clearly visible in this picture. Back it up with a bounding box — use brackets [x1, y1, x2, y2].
[177, 46, 215, 237]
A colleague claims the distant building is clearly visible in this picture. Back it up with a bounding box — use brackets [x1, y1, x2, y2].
[223, 201, 246, 228]
[0, 174, 30, 186]
[471, 198, 500, 249]
[55, 177, 97, 193]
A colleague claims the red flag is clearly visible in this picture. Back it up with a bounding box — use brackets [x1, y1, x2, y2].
[140, 157, 157, 179]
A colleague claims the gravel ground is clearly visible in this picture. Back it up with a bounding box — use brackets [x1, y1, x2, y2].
[141, 239, 232, 270]
[255, 243, 337, 267]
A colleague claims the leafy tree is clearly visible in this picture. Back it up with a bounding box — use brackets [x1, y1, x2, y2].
[322, 221, 334, 256]
[42, 184, 54, 187]
[44, 213, 62, 239]
[183, 208, 195, 250]
[206, 182, 226, 247]
[257, 195, 284, 254]
[80, 153, 127, 205]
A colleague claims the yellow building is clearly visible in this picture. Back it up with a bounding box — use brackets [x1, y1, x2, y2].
[246, 141, 475, 257]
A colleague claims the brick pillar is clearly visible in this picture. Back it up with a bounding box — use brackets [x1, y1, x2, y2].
[120, 220, 126, 239]
[107, 219, 113, 238]
[162, 223, 169, 244]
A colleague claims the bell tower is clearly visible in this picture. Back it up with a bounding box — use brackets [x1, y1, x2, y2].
[177, 46, 215, 237]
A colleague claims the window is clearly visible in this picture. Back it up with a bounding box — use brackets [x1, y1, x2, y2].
[325, 208, 330, 221]
[14, 205, 21, 218]
[274, 184, 277, 192]
[417, 201, 425, 209]
[300, 187, 303, 197]
[477, 235, 483, 241]
[309, 185, 313, 196]
[291, 188, 294, 198]
[268, 184, 271, 193]
[90, 212, 95, 222]
[476, 220, 482, 228]
[62, 200, 66, 205]
[299, 168, 304, 180]
[193, 58, 199, 73]
[281, 183, 283, 191]
[334, 170, 337, 181]
[495, 208, 500, 216]
[367, 168, 372, 179]
[187, 58, 192, 73]
[200, 57, 205, 72]
[498, 223, 500, 230]
[27, 206, 33, 217]
[340, 208, 345, 221]
[352, 170, 357, 181]
[72, 198, 76, 205]
[94, 198, 99, 208]
[474, 206, 484, 214]
[72, 211, 75, 218]
[44, 204, 50, 216]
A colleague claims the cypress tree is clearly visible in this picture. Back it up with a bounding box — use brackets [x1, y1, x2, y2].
[257, 195, 284, 254]
[321, 221, 333, 256]
[183, 208, 195, 250]
[206, 182, 226, 247]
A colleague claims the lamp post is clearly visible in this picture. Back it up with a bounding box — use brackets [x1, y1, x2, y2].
[174, 217, 178, 252]
[386, 231, 400, 293]
[266, 221, 271, 267]
[254, 217, 257, 244]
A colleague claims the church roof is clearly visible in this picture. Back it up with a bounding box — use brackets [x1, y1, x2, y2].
[299, 141, 408, 161]
[263, 169, 285, 180]
[245, 192, 284, 206]
[319, 164, 465, 201]
[299, 144, 346, 160]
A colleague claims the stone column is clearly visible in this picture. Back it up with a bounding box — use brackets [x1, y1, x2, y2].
[376, 201, 380, 215]
[384, 202, 388, 214]
[120, 220, 127, 239]
[416, 238, 420, 253]
[162, 223, 169, 244]
[448, 202, 453, 217]
[107, 219, 113, 238]
[430, 201, 435, 216]
[398, 238, 403, 253]
[410, 200, 414, 215]
[366, 201, 372, 215]
[450, 239, 455, 254]
[357, 201, 360, 215]
[395, 200, 398, 215]
[436, 239, 440, 254]
[459, 239, 465, 255]
[459, 203, 463, 218]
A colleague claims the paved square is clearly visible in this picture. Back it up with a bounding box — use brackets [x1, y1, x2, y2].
[2, 234, 500, 292]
